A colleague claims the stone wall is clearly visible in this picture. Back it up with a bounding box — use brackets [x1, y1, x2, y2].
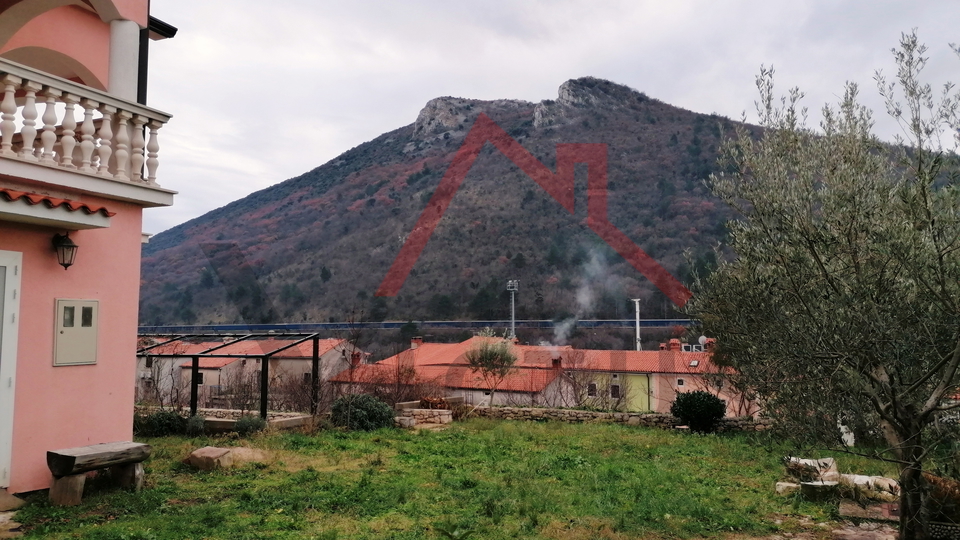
[396, 408, 453, 424]
[467, 406, 772, 432]
[135, 406, 305, 422]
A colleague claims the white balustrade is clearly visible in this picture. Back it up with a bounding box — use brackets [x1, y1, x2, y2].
[0, 58, 170, 185]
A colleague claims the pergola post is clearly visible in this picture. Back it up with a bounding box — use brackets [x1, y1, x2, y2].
[259, 355, 269, 419]
[311, 336, 320, 414]
[189, 355, 199, 416]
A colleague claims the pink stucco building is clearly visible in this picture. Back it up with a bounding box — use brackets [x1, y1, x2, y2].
[0, 0, 175, 494]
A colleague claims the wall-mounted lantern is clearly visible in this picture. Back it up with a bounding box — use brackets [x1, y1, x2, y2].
[52, 233, 78, 270]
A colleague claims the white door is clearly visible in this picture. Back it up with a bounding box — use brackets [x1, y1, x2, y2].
[0, 251, 21, 488]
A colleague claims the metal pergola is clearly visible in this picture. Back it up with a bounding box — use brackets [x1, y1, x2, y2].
[137, 332, 329, 419]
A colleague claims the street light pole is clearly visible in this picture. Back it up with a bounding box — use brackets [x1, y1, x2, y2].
[632, 298, 642, 351]
[507, 280, 519, 339]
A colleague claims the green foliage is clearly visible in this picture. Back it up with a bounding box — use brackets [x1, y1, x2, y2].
[465, 331, 518, 404]
[670, 390, 726, 433]
[234, 415, 267, 437]
[185, 415, 206, 437]
[17, 421, 849, 539]
[331, 394, 395, 431]
[398, 320, 419, 342]
[136, 410, 186, 437]
[686, 32, 960, 539]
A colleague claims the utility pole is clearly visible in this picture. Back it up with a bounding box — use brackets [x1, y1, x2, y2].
[507, 280, 519, 339]
[632, 298, 642, 351]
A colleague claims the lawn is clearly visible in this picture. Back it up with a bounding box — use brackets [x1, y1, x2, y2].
[14, 419, 888, 539]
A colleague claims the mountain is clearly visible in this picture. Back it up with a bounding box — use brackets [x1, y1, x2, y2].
[139, 77, 741, 327]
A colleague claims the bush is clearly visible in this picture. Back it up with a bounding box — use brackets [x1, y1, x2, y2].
[235, 415, 267, 437]
[186, 415, 206, 436]
[331, 394, 395, 431]
[670, 390, 726, 433]
[137, 410, 187, 436]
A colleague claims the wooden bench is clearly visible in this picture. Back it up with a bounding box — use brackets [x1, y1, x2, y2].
[46, 441, 151, 506]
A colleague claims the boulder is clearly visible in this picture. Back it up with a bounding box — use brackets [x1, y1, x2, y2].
[187, 446, 233, 471]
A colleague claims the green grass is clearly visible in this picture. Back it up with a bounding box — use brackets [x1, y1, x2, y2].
[14, 420, 881, 539]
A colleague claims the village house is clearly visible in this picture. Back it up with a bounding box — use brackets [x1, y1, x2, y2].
[0, 0, 175, 494]
[330, 336, 757, 416]
[330, 336, 574, 407]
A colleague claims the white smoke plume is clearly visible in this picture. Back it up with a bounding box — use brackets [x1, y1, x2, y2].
[552, 247, 616, 345]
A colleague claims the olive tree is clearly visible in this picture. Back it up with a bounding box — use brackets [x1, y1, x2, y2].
[465, 330, 517, 405]
[687, 32, 960, 540]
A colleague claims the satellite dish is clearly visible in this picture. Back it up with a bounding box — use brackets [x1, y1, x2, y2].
[698, 335, 708, 346]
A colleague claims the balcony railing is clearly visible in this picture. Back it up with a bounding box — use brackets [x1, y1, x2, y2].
[0, 57, 171, 186]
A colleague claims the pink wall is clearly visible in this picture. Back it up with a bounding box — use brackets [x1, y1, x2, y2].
[0, 5, 110, 89]
[0, 193, 142, 493]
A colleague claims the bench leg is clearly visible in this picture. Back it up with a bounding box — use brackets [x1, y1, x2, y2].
[49, 474, 85, 506]
[110, 462, 144, 491]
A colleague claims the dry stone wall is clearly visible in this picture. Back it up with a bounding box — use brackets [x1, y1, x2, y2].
[468, 406, 771, 432]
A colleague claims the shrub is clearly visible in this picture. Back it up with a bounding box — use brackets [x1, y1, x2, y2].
[670, 390, 726, 433]
[235, 415, 267, 437]
[138, 410, 187, 436]
[331, 394, 395, 431]
[186, 415, 206, 436]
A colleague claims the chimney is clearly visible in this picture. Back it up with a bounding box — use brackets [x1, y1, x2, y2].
[659, 343, 666, 351]
[668, 339, 682, 351]
[552, 356, 562, 369]
[705, 338, 717, 351]
[350, 351, 362, 366]
[411, 337, 423, 349]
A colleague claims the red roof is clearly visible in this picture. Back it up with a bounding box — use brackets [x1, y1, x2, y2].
[329, 337, 724, 393]
[144, 338, 345, 360]
[179, 357, 241, 369]
[0, 188, 115, 217]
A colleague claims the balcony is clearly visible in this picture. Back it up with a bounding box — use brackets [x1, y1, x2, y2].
[0, 57, 173, 207]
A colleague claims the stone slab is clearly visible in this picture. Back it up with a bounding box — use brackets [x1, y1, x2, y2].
[187, 446, 233, 471]
[0, 491, 23, 512]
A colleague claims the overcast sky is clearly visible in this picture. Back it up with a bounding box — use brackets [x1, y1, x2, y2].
[142, 1, 960, 234]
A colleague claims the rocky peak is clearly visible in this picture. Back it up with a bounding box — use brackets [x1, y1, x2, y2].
[412, 96, 532, 141]
[535, 77, 650, 128]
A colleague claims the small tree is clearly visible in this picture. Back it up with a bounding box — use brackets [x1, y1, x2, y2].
[687, 32, 960, 540]
[464, 330, 517, 405]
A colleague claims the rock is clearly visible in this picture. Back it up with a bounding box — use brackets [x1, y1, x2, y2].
[395, 416, 416, 428]
[187, 446, 271, 471]
[187, 446, 233, 471]
[776, 482, 801, 495]
[786, 457, 839, 482]
[0, 491, 23, 512]
[0, 510, 22, 538]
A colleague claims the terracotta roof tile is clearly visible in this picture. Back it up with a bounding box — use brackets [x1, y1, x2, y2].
[0, 188, 116, 216]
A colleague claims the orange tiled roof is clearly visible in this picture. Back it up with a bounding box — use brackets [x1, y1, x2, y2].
[152, 338, 345, 358]
[330, 337, 724, 394]
[0, 188, 116, 216]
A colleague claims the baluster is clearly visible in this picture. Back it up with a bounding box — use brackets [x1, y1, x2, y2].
[39, 87, 61, 165]
[59, 94, 78, 169]
[96, 105, 114, 177]
[78, 99, 98, 173]
[0, 74, 20, 157]
[113, 110, 131, 180]
[145, 120, 161, 184]
[18, 81, 40, 161]
[130, 115, 146, 182]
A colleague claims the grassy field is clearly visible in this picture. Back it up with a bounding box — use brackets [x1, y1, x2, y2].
[14, 419, 894, 539]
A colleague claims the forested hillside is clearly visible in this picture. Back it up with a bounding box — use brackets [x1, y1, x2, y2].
[140, 77, 740, 326]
